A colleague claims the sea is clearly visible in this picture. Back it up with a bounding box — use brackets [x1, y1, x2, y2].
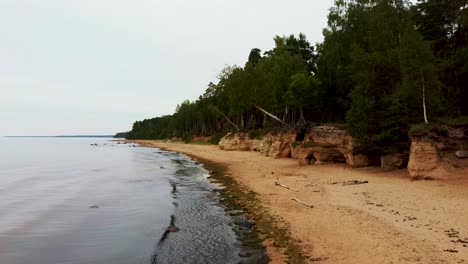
[0, 137, 268, 264]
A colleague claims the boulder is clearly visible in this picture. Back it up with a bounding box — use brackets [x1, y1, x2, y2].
[381, 153, 408, 169]
[344, 153, 371, 168]
[455, 150, 468, 159]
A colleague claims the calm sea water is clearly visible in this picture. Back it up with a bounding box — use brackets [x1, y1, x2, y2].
[0, 138, 267, 264]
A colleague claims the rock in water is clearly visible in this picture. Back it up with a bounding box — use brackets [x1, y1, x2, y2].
[89, 204, 99, 209]
[166, 226, 180, 232]
[455, 150, 468, 159]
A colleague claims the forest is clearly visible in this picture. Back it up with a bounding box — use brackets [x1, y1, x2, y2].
[127, 0, 468, 155]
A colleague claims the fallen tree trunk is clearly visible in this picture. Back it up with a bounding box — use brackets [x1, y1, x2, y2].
[255, 105, 289, 127]
[210, 105, 240, 131]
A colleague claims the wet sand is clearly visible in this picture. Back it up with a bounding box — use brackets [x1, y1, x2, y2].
[135, 140, 468, 264]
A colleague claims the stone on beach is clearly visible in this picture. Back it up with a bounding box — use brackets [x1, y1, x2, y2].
[455, 150, 468, 159]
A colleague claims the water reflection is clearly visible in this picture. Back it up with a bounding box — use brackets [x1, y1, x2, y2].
[0, 138, 267, 264]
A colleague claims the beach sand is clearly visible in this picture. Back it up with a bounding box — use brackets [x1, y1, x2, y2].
[136, 140, 468, 264]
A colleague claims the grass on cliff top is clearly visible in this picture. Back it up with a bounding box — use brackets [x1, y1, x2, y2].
[409, 116, 468, 137]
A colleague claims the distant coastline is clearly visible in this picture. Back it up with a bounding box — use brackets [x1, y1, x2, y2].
[4, 135, 114, 138]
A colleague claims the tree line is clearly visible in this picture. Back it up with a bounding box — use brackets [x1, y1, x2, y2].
[127, 0, 467, 155]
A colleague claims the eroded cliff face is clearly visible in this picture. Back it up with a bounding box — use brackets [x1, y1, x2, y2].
[218, 133, 262, 151]
[218, 125, 371, 168]
[219, 132, 294, 158]
[408, 126, 468, 180]
[301, 125, 370, 167]
[407, 137, 445, 179]
[218, 125, 468, 178]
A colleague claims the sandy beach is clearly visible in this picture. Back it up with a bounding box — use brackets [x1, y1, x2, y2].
[136, 140, 468, 264]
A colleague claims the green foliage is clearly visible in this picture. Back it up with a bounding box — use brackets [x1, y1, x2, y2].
[398, 28, 444, 122]
[409, 123, 435, 137]
[346, 87, 379, 153]
[127, 0, 467, 157]
[209, 133, 225, 145]
[411, 0, 468, 115]
[435, 116, 468, 126]
[181, 132, 192, 144]
[248, 129, 269, 139]
[291, 140, 298, 148]
[409, 116, 468, 137]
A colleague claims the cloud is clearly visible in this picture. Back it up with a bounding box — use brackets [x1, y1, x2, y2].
[0, 0, 335, 135]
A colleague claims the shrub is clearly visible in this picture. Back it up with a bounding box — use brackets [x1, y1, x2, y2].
[435, 116, 468, 126]
[248, 129, 269, 139]
[209, 133, 225, 145]
[181, 132, 192, 143]
[291, 140, 298, 148]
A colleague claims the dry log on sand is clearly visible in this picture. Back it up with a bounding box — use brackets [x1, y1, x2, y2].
[291, 196, 314, 208]
[274, 177, 298, 192]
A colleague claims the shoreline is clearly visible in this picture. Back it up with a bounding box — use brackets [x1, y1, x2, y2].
[140, 142, 304, 263]
[134, 140, 468, 264]
[153, 146, 270, 263]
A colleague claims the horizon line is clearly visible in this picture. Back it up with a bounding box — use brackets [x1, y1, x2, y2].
[3, 135, 115, 138]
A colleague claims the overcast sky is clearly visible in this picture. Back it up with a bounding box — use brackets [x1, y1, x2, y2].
[0, 0, 334, 136]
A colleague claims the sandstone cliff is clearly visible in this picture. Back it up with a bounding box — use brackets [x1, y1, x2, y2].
[218, 125, 371, 168]
[217, 124, 468, 179]
[408, 125, 468, 180]
[218, 133, 262, 151]
[301, 125, 370, 167]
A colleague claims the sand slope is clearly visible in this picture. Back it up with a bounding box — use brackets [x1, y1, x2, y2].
[137, 140, 468, 264]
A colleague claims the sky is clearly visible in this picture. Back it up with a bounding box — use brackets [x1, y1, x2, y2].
[0, 0, 335, 136]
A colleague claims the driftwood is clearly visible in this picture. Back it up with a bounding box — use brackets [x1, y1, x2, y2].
[342, 180, 368, 186]
[274, 177, 298, 192]
[291, 196, 314, 208]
